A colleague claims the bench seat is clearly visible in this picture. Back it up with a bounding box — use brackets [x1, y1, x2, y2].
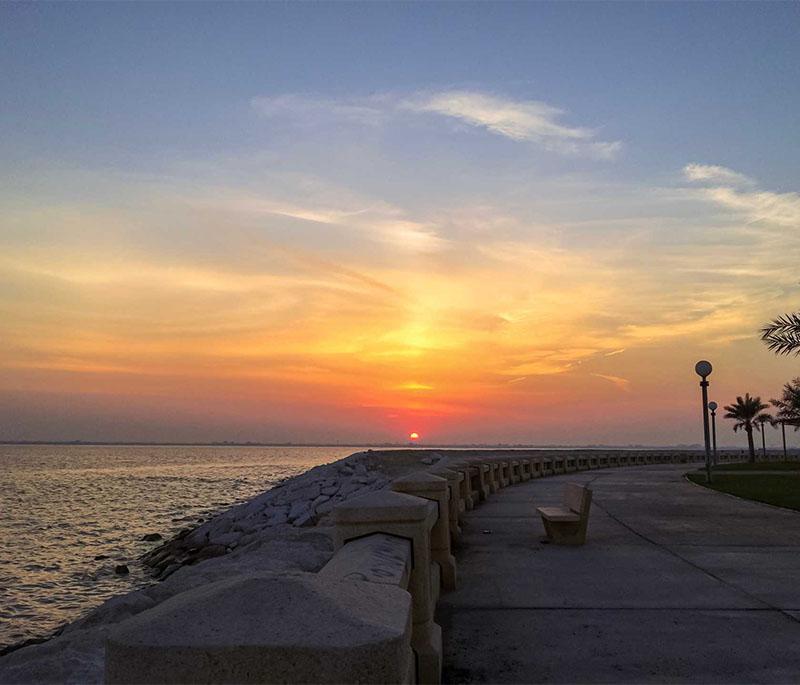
[536, 506, 580, 523]
[536, 483, 592, 545]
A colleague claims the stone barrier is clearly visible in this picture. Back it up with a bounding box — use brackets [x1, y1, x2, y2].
[105, 568, 413, 684]
[510, 460, 521, 484]
[486, 461, 500, 493]
[104, 449, 724, 685]
[429, 466, 462, 544]
[332, 490, 442, 684]
[499, 461, 510, 487]
[392, 472, 457, 592]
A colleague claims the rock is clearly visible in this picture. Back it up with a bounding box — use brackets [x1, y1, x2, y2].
[287, 501, 310, 523]
[159, 564, 181, 580]
[94, 554, 109, 561]
[420, 457, 435, 465]
[321, 485, 339, 496]
[114, 564, 130, 575]
[141, 533, 162, 542]
[311, 494, 330, 509]
[193, 544, 228, 562]
[338, 464, 354, 476]
[289, 482, 321, 501]
[316, 500, 335, 516]
[292, 512, 316, 527]
[339, 480, 361, 498]
[268, 509, 289, 526]
[209, 531, 240, 548]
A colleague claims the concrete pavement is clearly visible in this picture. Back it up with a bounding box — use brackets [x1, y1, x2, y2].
[438, 464, 800, 683]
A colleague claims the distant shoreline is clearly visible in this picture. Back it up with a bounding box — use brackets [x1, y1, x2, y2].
[0, 440, 713, 449]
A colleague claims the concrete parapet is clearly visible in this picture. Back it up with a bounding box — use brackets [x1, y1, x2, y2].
[430, 466, 462, 543]
[450, 465, 474, 511]
[486, 461, 500, 493]
[499, 461, 510, 487]
[460, 462, 489, 501]
[332, 490, 442, 684]
[519, 459, 531, 481]
[105, 572, 413, 685]
[392, 472, 457, 592]
[552, 458, 564, 474]
[510, 460, 521, 484]
[478, 464, 491, 500]
[319, 532, 411, 586]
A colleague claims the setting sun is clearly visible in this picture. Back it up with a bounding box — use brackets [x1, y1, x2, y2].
[409, 432, 420, 441]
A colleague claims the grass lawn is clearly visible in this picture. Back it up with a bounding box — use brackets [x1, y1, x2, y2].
[687, 472, 800, 511]
[711, 461, 800, 471]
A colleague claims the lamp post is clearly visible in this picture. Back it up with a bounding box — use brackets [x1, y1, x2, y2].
[708, 401, 718, 465]
[695, 360, 713, 483]
[781, 420, 787, 460]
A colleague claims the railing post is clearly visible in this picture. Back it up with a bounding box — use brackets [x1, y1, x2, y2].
[430, 466, 462, 543]
[392, 472, 457, 592]
[332, 491, 442, 684]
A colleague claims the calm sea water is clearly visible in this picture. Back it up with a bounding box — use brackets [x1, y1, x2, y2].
[0, 444, 364, 649]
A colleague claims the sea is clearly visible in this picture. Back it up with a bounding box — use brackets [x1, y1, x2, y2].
[0, 444, 365, 650]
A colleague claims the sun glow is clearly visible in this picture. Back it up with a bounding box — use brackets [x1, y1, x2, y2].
[409, 432, 420, 441]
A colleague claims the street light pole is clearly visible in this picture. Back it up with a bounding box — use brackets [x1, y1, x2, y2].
[695, 361, 713, 484]
[782, 420, 787, 460]
[708, 401, 718, 465]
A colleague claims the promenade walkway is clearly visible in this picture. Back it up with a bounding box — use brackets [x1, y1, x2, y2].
[439, 464, 800, 683]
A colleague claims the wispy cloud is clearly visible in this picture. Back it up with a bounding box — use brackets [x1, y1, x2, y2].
[684, 164, 800, 228]
[193, 187, 448, 254]
[251, 89, 621, 159]
[590, 373, 631, 392]
[683, 163, 753, 186]
[403, 90, 621, 159]
[251, 94, 384, 127]
[702, 186, 800, 228]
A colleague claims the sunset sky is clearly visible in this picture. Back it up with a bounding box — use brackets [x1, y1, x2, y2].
[1, 3, 799, 445]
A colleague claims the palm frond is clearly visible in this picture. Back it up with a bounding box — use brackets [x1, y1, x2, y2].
[761, 312, 800, 356]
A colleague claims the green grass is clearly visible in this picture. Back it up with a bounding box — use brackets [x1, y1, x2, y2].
[709, 461, 800, 471]
[687, 472, 800, 511]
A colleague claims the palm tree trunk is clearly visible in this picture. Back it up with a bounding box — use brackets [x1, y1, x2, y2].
[746, 426, 755, 463]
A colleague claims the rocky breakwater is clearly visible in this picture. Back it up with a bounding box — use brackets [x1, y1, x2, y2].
[0, 450, 442, 685]
[143, 453, 389, 581]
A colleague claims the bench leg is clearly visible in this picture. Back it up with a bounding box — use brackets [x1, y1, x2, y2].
[540, 517, 588, 545]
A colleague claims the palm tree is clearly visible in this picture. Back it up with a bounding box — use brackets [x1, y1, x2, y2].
[761, 313, 800, 356]
[723, 394, 771, 463]
[770, 377, 800, 431]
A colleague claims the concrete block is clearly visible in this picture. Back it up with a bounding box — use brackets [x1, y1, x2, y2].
[319, 533, 411, 587]
[430, 466, 462, 543]
[105, 573, 413, 684]
[393, 472, 457, 592]
[332, 491, 441, 684]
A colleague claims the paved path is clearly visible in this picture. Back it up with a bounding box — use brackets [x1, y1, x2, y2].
[438, 464, 800, 683]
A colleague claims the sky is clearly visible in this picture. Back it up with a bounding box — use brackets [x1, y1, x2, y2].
[1, 2, 799, 446]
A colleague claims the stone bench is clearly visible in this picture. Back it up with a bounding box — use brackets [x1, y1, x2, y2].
[536, 483, 592, 546]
